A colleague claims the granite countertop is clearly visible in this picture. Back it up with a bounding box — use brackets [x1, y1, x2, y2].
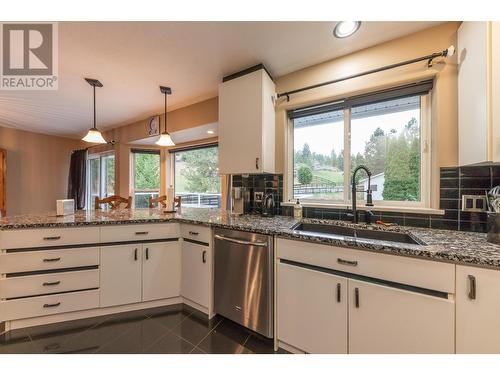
[1, 207, 500, 269]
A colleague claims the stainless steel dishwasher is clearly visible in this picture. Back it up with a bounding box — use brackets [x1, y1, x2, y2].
[214, 228, 274, 338]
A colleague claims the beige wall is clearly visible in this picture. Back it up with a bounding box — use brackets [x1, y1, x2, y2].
[0, 125, 82, 215]
[274, 22, 460, 207]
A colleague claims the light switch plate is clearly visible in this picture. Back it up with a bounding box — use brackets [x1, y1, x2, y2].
[461, 195, 487, 212]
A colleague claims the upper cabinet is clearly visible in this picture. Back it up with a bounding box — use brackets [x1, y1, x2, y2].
[218, 65, 276, 174]
[458, 21, 500, 165]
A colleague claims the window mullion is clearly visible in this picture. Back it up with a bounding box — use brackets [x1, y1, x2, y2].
[343, 108, 351, 205]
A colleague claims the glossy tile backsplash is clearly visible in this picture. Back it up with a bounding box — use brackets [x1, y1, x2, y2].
[232, 165, 500, 233]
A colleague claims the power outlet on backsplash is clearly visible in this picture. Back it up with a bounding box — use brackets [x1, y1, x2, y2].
[462, 195, 487, 212]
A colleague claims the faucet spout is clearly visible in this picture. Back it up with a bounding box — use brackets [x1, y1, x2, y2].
[351, 165, 374, 224]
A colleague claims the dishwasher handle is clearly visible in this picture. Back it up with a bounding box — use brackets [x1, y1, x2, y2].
[214, 234, 268, 247]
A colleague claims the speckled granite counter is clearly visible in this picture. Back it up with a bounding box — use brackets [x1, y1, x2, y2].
[1, 207, 500, 269]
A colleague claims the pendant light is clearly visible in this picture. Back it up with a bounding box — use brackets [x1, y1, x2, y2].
[82, 78, 107, 144]
[156, 86, 175, 146]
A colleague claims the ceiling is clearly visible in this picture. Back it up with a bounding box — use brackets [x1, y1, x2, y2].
[0, 21, 443, 138]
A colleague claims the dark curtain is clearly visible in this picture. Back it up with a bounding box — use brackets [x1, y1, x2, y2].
[67, 149, 87, 210]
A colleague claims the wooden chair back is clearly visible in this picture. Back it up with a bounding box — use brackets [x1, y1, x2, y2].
[148, 195, 182, 209]
[148, 195, 167, 208]
[95, 195, 132, 210]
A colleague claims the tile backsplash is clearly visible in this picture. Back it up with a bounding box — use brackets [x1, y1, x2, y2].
[231, 174, 283, 215]
[231, 165, 500, 233]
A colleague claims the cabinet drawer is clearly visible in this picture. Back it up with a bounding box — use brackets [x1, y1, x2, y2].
[0, 269, 99, 299]
[100, 223, 180, 243]
[277, 238, 455, 293]
[0, 227, 100, 250]
[0, 289, 99, 321]
[181, 224, 211, 244]
[0, 247, 99, 274]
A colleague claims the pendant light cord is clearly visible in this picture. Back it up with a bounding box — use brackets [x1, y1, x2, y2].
[93, 85, 97, 130]
[164, 91, 167, 134]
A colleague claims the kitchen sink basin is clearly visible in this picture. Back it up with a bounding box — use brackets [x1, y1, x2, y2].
[291, 222, 425, 245]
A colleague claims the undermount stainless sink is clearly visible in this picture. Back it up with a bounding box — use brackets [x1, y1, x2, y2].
[291, 222, 425, 246]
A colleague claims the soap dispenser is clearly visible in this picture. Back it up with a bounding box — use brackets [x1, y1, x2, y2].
[293, 199, 303, 220]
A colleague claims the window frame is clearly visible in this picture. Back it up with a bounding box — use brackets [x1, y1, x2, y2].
[86, 151, 115, 209]
[131, 149, 161, 208]
[169, 143, 222, 209]
[286, 92, 432, 208]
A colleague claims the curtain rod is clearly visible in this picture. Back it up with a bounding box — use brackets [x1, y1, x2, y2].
[277, 45, 456, 102]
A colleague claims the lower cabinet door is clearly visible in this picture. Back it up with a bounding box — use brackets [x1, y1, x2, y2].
[100, 244, 142, 308]
[181, 240, 210, 308]
[142, 240, 181, 301]
[277, 262, 348, 354]
[348, 279, 454, 354]
[456, 265, 500, 353]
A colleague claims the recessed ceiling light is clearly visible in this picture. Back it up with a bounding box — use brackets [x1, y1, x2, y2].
[333, 21, 361, 38]
[207, 130, 215, 134]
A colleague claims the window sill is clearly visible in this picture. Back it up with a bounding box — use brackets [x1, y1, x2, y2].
[280, 201, 444, 216]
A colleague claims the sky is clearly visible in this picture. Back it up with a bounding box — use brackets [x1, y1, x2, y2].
[294, 109, 420, 157]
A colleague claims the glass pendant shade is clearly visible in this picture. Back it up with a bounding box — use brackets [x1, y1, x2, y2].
[82, 128, 107, 143]
[155, 132, 175, 146]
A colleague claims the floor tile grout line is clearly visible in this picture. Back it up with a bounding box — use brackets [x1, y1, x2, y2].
[191, 318, 223, 351]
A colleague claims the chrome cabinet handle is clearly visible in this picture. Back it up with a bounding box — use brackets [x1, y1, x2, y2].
[337, 258, 358, 266]
[468, 275, 476, 300]
[134, 248, 138, 261]
[43, 302, 61, 308]
[189, 231, 199, 236]
[145, 247, 149, 260]
[43, 257, 61, 262]
[214, 234, 267, 247]
[43, 236, 61, 241]
[202, 250, 207, 263]
[354, 287, 360, 308]
[135, 231, 148, 235]
[43, 281, 61, 286]
[336, 283, 341, 303]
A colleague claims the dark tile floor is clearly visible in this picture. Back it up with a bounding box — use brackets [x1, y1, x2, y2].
[0, 304, 288, 354]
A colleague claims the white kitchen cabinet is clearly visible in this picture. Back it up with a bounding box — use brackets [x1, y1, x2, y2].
[142, 241, 181, 302]
[456, 265, 500, 353]
[348, 279, 455, 354]
[458, 21, 500, 164]
[181, 240, 210, 309]
[218, 66, 276, 174]
[277, 262, 348, 354]
[100, 244, 142, 307]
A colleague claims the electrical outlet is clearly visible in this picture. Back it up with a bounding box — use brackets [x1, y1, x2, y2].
[462, 195, 487, 212]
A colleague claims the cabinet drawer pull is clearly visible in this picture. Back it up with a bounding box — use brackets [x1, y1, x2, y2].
[354, 287, 360, 308]
[135, 231, 149, 235]
[188, 231, 199, 236]
[43, 302, 61, 308]
[256, 157, 260, 170]
[468, 275, 476, 300]
[43, 236, 61, 241]
[337, 258, 358, 266]
[202, 250, 207, 263]
[134, 248, 138, 261]
[336, 283, 341, 303]
[43, 281, 61, 286]
[43, 257, 61, 263]
[145, 247, 149, 260]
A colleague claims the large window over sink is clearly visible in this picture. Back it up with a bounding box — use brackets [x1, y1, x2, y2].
[288, 80, 431, 207]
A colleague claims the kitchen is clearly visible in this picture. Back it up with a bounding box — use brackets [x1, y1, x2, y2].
[0, 2, 499, 372]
